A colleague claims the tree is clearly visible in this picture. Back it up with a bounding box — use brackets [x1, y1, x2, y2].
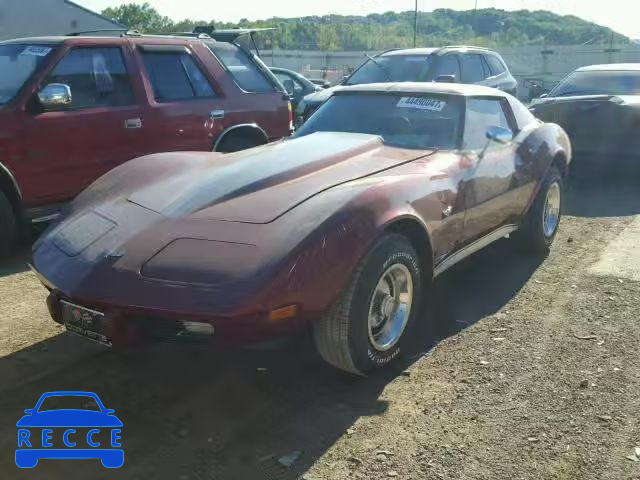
[102, 2, 173, 33]
[100, 5, 629, 50]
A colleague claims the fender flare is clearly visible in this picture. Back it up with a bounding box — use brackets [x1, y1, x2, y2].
[212, 123, 268, 151]
[0, 162, 21, 199]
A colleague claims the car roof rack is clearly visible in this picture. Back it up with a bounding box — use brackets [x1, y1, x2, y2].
[166, 32, 213, 40]
[441, 45, 493, 51]
[207, 27, 276, 43]
[67, 28, 142, 37]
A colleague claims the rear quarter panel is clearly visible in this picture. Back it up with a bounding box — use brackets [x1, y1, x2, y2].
[196, 42, 290, 141]
[515, 122, 571, 215]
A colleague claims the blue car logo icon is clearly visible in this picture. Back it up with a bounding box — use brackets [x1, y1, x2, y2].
[16, 391, 123, 468]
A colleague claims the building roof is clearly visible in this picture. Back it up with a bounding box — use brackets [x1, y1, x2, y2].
[577, 63, 640, 72]
[64, 0, 126, 29]
[333, 82, 508, 98]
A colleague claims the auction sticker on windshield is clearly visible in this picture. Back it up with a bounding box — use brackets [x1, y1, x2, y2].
[20, 46, 52, 57]
[397, 97, 447, 112]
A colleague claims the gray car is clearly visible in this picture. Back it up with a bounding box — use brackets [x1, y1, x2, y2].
[296, 45, 517, 125]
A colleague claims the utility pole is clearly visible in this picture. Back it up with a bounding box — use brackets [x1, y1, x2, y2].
[413, 0, 418, 47]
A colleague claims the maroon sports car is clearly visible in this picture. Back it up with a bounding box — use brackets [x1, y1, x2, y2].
[32, 83, 571, 375]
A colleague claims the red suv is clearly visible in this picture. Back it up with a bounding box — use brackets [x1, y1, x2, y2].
[0, 31, 292, 254]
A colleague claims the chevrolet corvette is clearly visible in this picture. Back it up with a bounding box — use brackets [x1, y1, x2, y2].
[32, 83, 571, 375]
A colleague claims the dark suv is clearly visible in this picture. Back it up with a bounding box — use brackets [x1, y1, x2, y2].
[296, 45, 517, 124]
[0, 30, 292, 254]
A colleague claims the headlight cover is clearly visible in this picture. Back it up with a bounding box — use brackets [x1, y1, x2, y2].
[142, 238, 259, 285]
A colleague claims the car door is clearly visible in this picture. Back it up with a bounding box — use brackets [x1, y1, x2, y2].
[459, 53, 493, 87]
[273, 70, 306, 110]
[459, 97, 521, 243]
[20, 45, 147, 206]
[137, 44, 226, 152]
[431, 54, 462, 83]
[484, 54, 517, 95]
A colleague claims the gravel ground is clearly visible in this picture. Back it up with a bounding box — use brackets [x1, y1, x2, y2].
[0, 180, 638, 480]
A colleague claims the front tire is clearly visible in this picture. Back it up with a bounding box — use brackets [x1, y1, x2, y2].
[514, 166, 563, 252]
[313, 233, 422, 375]
[0, 191, 17, 257]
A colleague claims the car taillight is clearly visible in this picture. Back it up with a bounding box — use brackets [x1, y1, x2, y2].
[288, 101, 294, 132]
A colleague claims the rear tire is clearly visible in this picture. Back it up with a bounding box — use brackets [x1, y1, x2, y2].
[513, 166, 563, 253]
[313, 233, 422, 375]
[0, 191, 17, 257]
[216, 134, 264, 153]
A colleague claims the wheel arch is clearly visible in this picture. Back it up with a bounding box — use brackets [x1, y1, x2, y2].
[213, 124, 268, 152]
[0, 161, 23, 220]
[551, 150, 569, 178]
[382, 216, 434, 279]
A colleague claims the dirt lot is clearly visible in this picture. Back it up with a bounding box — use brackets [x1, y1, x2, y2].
[0, 180, 639, 480]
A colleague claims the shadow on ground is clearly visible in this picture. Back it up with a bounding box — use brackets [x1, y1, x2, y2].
[0, 237, 541, 480]
[0, 247, 30, 278]
[0, 174, 636, 479]
[565, 169, 640, 218]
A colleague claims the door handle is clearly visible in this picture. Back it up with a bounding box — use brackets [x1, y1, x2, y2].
[209, 110, 225, 120]
[124, 118, 142, 129]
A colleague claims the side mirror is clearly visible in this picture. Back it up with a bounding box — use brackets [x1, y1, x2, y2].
[105, 409, 115, 414]
[24, 409, 34, 414]
[435, 74, 457, 84]
[486, 125, 514, 145]
[282, 79, 295, 96]
[479, 126, 514, 160]
[38, 83, 72, 108]
[341, 75, 349, 85]
[539, 93, 548, 98]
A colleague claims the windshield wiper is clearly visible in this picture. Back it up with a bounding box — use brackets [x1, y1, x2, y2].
[363, 54, 392, 81]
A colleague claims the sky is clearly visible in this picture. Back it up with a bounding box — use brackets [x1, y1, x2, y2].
[76, 0, 639, 38]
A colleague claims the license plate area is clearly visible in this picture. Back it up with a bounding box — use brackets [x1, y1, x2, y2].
[60, 300, 111, 346]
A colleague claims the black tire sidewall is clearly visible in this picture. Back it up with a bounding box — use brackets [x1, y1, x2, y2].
[517, 166, 563, 252]
[534, 167, 563, 247]
[218, 135, 260, 153]
[0, 191, 16, 256]
[347, 235, 422, 373]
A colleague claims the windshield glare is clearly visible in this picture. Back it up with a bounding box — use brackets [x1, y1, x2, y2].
[550, 70, 640, 97]
[295, 94, 462, 150]
[346, 55, 435, 85]
[0, 44, 53, 105]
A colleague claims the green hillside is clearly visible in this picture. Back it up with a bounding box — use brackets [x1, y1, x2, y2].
[103, 3, 629, 51]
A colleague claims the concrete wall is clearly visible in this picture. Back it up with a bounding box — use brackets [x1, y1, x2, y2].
[0, 0, 123, 40]
[262, 44, 640, 98]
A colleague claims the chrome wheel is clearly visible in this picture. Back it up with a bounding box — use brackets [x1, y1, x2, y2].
[367, 263, 414, 351]
[542, 181, 561, 238]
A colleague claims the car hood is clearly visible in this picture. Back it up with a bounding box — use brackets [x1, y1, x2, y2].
[300, 84, 341, 106]
[531, 94, 640, 108]
[127, 132, 427, 223]
[16, 410, 123, 428]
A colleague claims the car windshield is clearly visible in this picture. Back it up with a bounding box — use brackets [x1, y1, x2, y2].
[549, 70, 640, 97]
[0, 44, 54, 105]
[295, 93, 462, 150]
[37, 395, 101, 412]
[345, 55, 435, 85]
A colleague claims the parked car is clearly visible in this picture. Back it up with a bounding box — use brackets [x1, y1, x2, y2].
[309, 78, 331, 89]
[529, 63, 640, 171]
[296, 46, 517, 125]
[32, 83, 569, 375]
[270, 66, 321, 111]
[0, 30, 292, 254]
